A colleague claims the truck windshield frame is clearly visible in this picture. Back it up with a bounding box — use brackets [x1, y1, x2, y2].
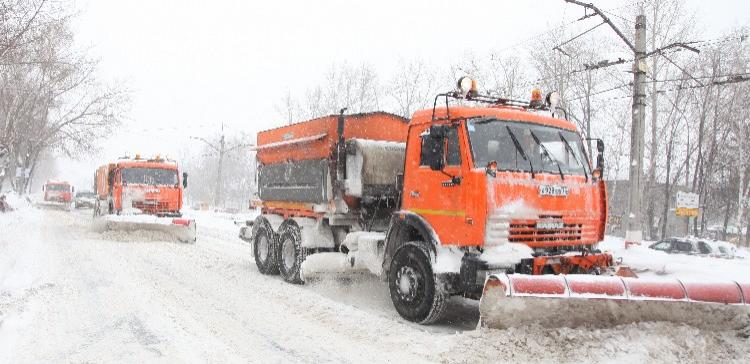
[121, 167, 179, 187]
[466, 118, 590, 177]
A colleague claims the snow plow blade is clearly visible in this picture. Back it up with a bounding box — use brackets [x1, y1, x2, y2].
[34, 201, 73, 211]
[103, 215, 197, 243]
[479, 274, 750, 330]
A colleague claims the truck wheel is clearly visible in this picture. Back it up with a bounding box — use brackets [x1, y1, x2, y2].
[388, 243, 447, 324]
[253, 222, 279, 275]
[277, 223, 306, 284]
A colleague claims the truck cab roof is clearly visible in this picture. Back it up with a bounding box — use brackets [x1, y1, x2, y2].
[411, 106, 577, 132]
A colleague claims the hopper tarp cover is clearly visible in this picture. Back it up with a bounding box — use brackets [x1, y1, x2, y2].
[347, 139, 405, 186]
[255, 112, 408, 165]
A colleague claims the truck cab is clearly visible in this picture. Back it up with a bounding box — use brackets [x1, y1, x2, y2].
[95, 156, 187, 217]
[404, 105, 605, 251]
[43, 181, 74, 203]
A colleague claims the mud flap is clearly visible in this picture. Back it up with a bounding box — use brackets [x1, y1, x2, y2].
[479, 274, 750, 330]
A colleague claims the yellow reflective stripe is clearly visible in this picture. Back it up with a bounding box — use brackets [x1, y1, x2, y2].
[410, 208, 466, 217]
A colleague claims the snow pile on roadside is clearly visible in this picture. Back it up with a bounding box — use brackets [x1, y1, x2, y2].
[442, 322, 750, 363]
[1, 194, 32, 211]
[599, 235, 750, 281]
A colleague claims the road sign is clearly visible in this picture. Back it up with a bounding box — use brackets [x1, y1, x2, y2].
[675, 191, 699, 217]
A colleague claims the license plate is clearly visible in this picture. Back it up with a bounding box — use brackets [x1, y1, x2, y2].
[539, 185, 568, 197]
[536, 221, 564, 230]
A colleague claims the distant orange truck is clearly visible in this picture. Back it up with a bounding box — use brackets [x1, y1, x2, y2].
[43, 180, 74, 203]
[94, 156, 196, 242]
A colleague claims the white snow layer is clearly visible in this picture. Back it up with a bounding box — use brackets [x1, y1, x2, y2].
[1, 205, 749, 363]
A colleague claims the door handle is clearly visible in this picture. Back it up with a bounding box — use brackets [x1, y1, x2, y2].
[409, 190, 420, 198]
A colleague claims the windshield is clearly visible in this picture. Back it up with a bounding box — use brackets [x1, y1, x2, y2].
[121, 168, 178, 186]
[47, 184, 70, 191]
[467, 118, 590, 176]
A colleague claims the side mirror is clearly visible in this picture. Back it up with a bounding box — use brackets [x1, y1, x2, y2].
[182, 172, 188, 189]
[424, 125, 448, 171]
[594, 140, 604, 179]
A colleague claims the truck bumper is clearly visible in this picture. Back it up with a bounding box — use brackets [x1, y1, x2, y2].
[458, 251, 615, 298]
[459, 254, 513, 298]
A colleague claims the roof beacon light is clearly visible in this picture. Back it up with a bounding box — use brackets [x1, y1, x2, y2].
[457, 76, 478, 99]
[530, 89, 544, 108]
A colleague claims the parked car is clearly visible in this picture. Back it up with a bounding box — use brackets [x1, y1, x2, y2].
[74, 190, 96, 209]
[703, 239, 738, 259]
[649, 237, 712, 256]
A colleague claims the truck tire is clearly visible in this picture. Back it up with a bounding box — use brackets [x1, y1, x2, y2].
[388, 243, 447, 324]
[277, 222, 306, 284]
[253, 222, 279, 275]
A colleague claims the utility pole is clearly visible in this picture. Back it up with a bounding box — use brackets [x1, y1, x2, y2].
[628, 14, 647, 236]
[215, 132, 226, 208]
[563, 0, 646, 240]
[191, 123, 253, 210]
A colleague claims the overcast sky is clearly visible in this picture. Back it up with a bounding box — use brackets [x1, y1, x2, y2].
[54, 0, 750, 188]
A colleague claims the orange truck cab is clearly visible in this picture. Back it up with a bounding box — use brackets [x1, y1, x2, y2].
[94, 156, 188, 217]
[242, 79, 609, 324]
[43, 181, 74, 203]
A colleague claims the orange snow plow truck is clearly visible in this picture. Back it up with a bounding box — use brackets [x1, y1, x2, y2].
[40, 180, 74, 210]
[240, 78, 750, 328]
[94, 155, 196, 243]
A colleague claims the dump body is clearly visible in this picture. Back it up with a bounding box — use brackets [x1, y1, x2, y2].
[253, 112, 409, 217]
[43, 181, 73, 203]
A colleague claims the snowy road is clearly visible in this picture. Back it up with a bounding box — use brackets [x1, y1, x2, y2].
[1, 207, 749, 363]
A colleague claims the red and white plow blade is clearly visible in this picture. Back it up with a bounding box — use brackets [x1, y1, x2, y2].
[479, 274, 750, 330]
[102, 215, 197, 243]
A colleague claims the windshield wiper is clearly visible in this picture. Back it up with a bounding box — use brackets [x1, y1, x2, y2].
[558, 132, 588, 182]
[530, 130, 564, 180]
[505, 126, 535, 178]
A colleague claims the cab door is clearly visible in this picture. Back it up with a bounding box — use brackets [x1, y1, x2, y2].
[402, 123, 468, 245]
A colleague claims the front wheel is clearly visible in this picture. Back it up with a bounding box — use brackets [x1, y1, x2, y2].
[388, 243, 447, 324]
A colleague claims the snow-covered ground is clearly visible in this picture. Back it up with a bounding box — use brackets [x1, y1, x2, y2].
[1, 205, 749, 363]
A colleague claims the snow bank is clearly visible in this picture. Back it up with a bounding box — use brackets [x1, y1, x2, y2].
[600, 235, 750, 281]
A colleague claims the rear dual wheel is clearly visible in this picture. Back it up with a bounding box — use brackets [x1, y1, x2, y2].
[253, 222, 279, 275]
[277, 223, 306, 284]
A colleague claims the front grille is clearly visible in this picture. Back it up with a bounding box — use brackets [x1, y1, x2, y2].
[132, 201, 171, 214]
[509, 221, 582, 242]
[508, 218, 598, 247]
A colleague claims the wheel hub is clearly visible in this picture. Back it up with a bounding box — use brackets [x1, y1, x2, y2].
[282, 238, 295, 270]
[396, 266, 420, 302]
[257, 235, 269, 263]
